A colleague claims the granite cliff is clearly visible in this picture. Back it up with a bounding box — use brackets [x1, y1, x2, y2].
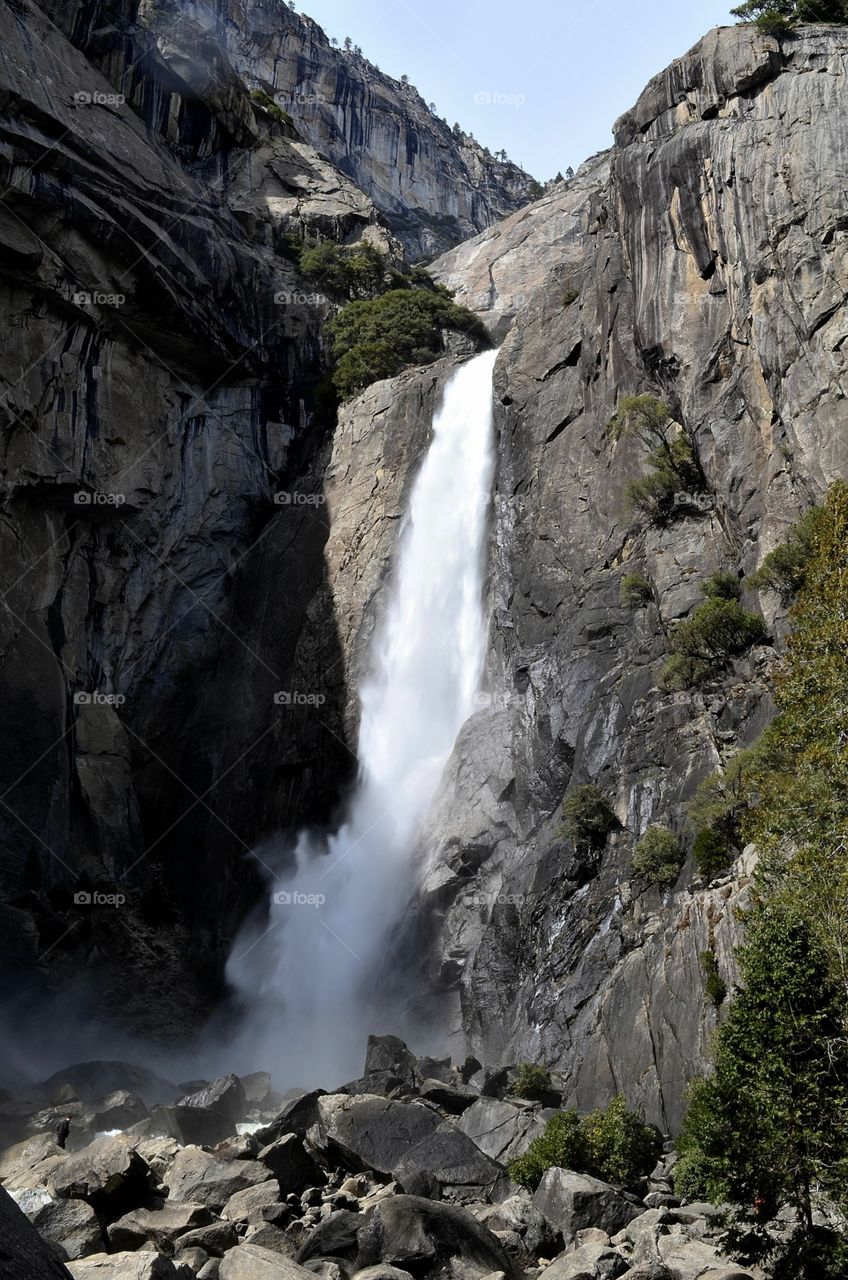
[1, 3, 847, 1136]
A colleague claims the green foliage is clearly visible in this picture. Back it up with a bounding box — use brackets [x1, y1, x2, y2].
[632, 825, 685, 888]
[701, 571, 741, 601]
[298, 239, 389, 300]
[620, 572, 653, 609]
[562, 784, 616, 852]
[329, 288, 488, 399]
[660, 599, 768, 689]
[563, 288, 580, 306]
[700, 949, 727, 1006]
[693, 826, 734, 880]
[513, 1062, 555, 1101]
[610, 395, 702, 527]
[249, 88, 293, 126]
[679, 903, 848, 1269]
[749, 505, 824, 602]
[579, 1095, 662, 1186]
[732, 0, 848, 34]
[507, 1098, 660, 1191]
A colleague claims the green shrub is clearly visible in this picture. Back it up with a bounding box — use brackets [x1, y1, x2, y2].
[563, 288, 580, 306]
[632, 825, 685, 887]
[620, 573, 653, 609]
[329, 288, 488, 399]
[513, 1062, 555, 1101]
[507, 1097, 659, 1191]
[611, 395, 702, 527]
[732, 0, 848, 34]
[298, 239, 389, 300]
[701, 571, 741, 602]
[508, 1109, 586, 1190]
[692, 827, 734, 880]
[659, 653, 711, 692]
[660, 599, 767, 689]
[749, 505, 824, 602]
[562, 784, 616, 851]
[580, 1095, 662, 1186]
[673, 1142, 716, 1202]
[700, 949, 727, 1007]
[249, 88, 293, 126]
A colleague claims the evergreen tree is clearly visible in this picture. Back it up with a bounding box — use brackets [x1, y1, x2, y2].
[732, 0, 848, 33]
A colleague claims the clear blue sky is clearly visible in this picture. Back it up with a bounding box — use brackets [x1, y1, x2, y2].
[298, 0, 736, 180]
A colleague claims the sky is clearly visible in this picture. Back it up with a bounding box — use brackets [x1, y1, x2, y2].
[298, 0, 736, 180]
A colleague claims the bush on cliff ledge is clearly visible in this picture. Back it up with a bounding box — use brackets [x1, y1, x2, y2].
[508, 1096, 661, 1190]
[732, 0, 848, 36]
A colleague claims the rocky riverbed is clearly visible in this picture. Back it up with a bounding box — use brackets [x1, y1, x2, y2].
[0, 1036, 759, 1280]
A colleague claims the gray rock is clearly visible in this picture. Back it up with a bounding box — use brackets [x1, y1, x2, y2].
[459, 1099, 549, 1164]
[352, 1269, 414, 1280]
[38, 1066, 180, 1109]
[539, 1244, 628, 1280]
[219, 1245, 318, 1280]
[0, 1185, 73, 1278]
[257, 1135, 324, 1196]
[32, 1197, 104, 1259]
[107, 1203, 214, 1251]
[222, 1182, 286, 1225]
[355, 1195, 522, 1280]
[314, 1096, 441, 1176]
[392, 1121, 509, 1201]
[174, 1223, 240, 1258]
[240, 1076, 274, 1108]
[418, 1080, 479, 1115]
[255, 1096, 327, 1148]
[49, 1136, 154, 1216]
[66, 1255, 183, 1279]
[90, 1092, 149, 1133]
[479, 1193, 555, 1256]
[179, 1076, 247, 1125]
[533, 1171, 638, 1242]
[295, 1211, 362, 1265]
[165, 1148, 272, 1212]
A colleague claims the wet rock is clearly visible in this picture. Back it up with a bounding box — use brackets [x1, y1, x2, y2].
[295, 1211, 363, 1265]
[32, 1197, 104, 1260]
[392, 1121, 509, 1202]
[241, 1076, 274, 1108]
[179, 1077, 247, 1126]
[165, 1148, 272, 1211]
[257, 1135, 324, 1196]
[417, 1080, 479, 1115]
[256, 1095, 327, 1147]
[90, 1092, 149, 1133]
[533, 1171, 639, 1242]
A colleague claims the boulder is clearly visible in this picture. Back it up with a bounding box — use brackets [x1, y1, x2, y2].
[295, 1211, 363, 1264]
[107, 1202, 214, 1250]
[39, 1064, 179, 1108]
[0, 1132, 64, 1187]
[197, 1265, 221, 1280]
[49, 1136, 155, 1217]
[90, 1092, 149, 1133]
[179, 1077, 247, 1125]
[165, 1148, 272, 1211]
[243, 1224, 295, 1254]
[215, 1134, 261, 1162]
[66, 1255, 185, 1279]
[176, 1222, 240, 1257]
[222, 1182, 286, 1224]
[533, 1171, 639, 1241]
[417, 1080, 478, 1115]
[459, 1099, 548, 1164]
[219, 1244, 318, 1279]
[257, 1135, 324, 1196]
[656, 1235, 752, 1278]
[174, 1248, 210, 1275]
[539, 1244, 628, 1279]
[314, 1096, 441, 1176]
[357, 1037, 419, 1096]
[147, 1105, 238, 1149]
[352, 1269, 413, 1280]
[479, 1192, 555, 1255]
[0, 1185, 74, 1278]
[240, 1075, 274, 1107]
[355, 1195, 522, 1280]
[391, 1122, 509, 1201]
[32, 1197, 104, 1259]
[255, 1094, 327, 1147]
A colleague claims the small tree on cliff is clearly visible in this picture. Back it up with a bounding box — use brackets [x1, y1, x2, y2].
[732, 0, 848, 34]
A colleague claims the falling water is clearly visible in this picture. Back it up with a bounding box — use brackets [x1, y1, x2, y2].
[227, 349, 498, 1082]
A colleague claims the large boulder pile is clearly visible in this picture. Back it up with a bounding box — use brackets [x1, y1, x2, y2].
[0, 1042, 756, 1280]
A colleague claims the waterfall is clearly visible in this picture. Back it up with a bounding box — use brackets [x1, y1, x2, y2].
[226, 349, 498, 1083]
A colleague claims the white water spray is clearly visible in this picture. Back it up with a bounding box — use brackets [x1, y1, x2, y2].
[227, 349, 498, 1082]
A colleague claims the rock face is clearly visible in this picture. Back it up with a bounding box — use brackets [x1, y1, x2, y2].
[396, 22, 848, 1129]
[215, 0, 538, 259]
[0, 1185, 74, 1279]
